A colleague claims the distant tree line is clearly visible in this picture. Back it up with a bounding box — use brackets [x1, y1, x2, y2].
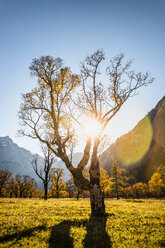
[0, 171, 39, 198]
[0, 163, 164, 199]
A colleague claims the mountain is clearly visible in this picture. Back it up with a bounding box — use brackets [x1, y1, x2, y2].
[0, 136, 45, 186]
[99, 95, 165, 182]
[0, 136, 84, 183]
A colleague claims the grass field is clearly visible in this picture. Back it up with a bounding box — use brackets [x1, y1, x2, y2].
[0, 198, 164, 248]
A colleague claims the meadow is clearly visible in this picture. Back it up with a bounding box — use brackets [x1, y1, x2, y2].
[0, 198, 164, 248]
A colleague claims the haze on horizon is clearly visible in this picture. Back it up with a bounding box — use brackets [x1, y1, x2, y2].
[0, 0, 164, 155]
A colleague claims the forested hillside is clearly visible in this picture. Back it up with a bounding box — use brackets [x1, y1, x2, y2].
[100, 96, 165, 182]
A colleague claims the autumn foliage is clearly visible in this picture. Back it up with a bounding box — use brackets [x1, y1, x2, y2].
[0, 164, 164, 199]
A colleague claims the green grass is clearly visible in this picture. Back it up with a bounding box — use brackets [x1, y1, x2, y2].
[0, 198, 164, 247]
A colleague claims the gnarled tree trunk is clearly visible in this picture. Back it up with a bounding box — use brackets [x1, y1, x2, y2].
[89, 139, 105, 216]
[89, 179, 105, 216]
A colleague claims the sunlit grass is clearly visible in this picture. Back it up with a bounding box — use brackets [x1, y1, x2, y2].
[0, 198, 164, 247]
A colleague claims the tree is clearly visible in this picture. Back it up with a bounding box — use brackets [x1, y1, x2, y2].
[49, 168, 66, 198]
[123, 186, 134, 198]
[111, 159, 121, 199]
[100, 168, 111, 197]
[6, 177, 19, 198]
[0, 170, 12, 196]
[18, 52, 153, 215]
[148, 165, 165, 197]
[133, 182, 148, 198]
[110, 159, 130, 198]
[15, 174, 37, 198]
[23, 177, 38, 198]
[32, 146, 54, 200]
[15, 174, 25, 198]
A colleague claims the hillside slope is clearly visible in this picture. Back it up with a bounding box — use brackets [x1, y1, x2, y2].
[99, 95, 165, 182]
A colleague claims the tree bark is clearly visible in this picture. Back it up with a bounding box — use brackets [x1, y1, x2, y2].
[89, 139, 106, 216]
[44, 182, 48, 200]
[90, 180, 105, 216]
[20, 191, 23, 198]
[76, 188, 82, 200]
[116, 185, 119, 199]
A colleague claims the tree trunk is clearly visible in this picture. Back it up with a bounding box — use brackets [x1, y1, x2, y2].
[76, 192, 79, 201]
[90, 180, 105, 216]
[89, 139, 106, 216]
[76, 188, 82, 200]
[44, 183, 48, 200]
[0, 187, 2, 197]
[116, 183, 119, 199]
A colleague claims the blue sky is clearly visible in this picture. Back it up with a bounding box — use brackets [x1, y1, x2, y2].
[0, 0, 164, 155]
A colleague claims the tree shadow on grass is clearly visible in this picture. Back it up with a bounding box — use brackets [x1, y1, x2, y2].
[49, 215, 112, 248]
[0, 225, 47, 247]
[158, 239, 165, 247]
[49, 220, 75, 248]
[83, 214, 112, 248]
[0, 216, 112, 248]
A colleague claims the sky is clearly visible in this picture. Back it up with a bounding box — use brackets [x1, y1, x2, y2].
[0, 0, 164, 155]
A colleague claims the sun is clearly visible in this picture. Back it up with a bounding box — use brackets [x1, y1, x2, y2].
[83, 118, 103, 139]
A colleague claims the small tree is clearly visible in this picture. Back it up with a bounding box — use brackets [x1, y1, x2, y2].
[15, 174, 25, 198]
[111, 159, 129, 198]
[49, 168, 66, 198]
[24, 177, 38, 198]
[100, 168, 111, 197]
[123, 186, 134, 198]
[15, 174, 36, 198]
[111, 159, 120, 199]
[7, 177, 19, 198]
[0, 170, 12, 197]
[32, 146, 54, 200]
[148, 165, 165, 197]
[133, 183, 148, 198]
